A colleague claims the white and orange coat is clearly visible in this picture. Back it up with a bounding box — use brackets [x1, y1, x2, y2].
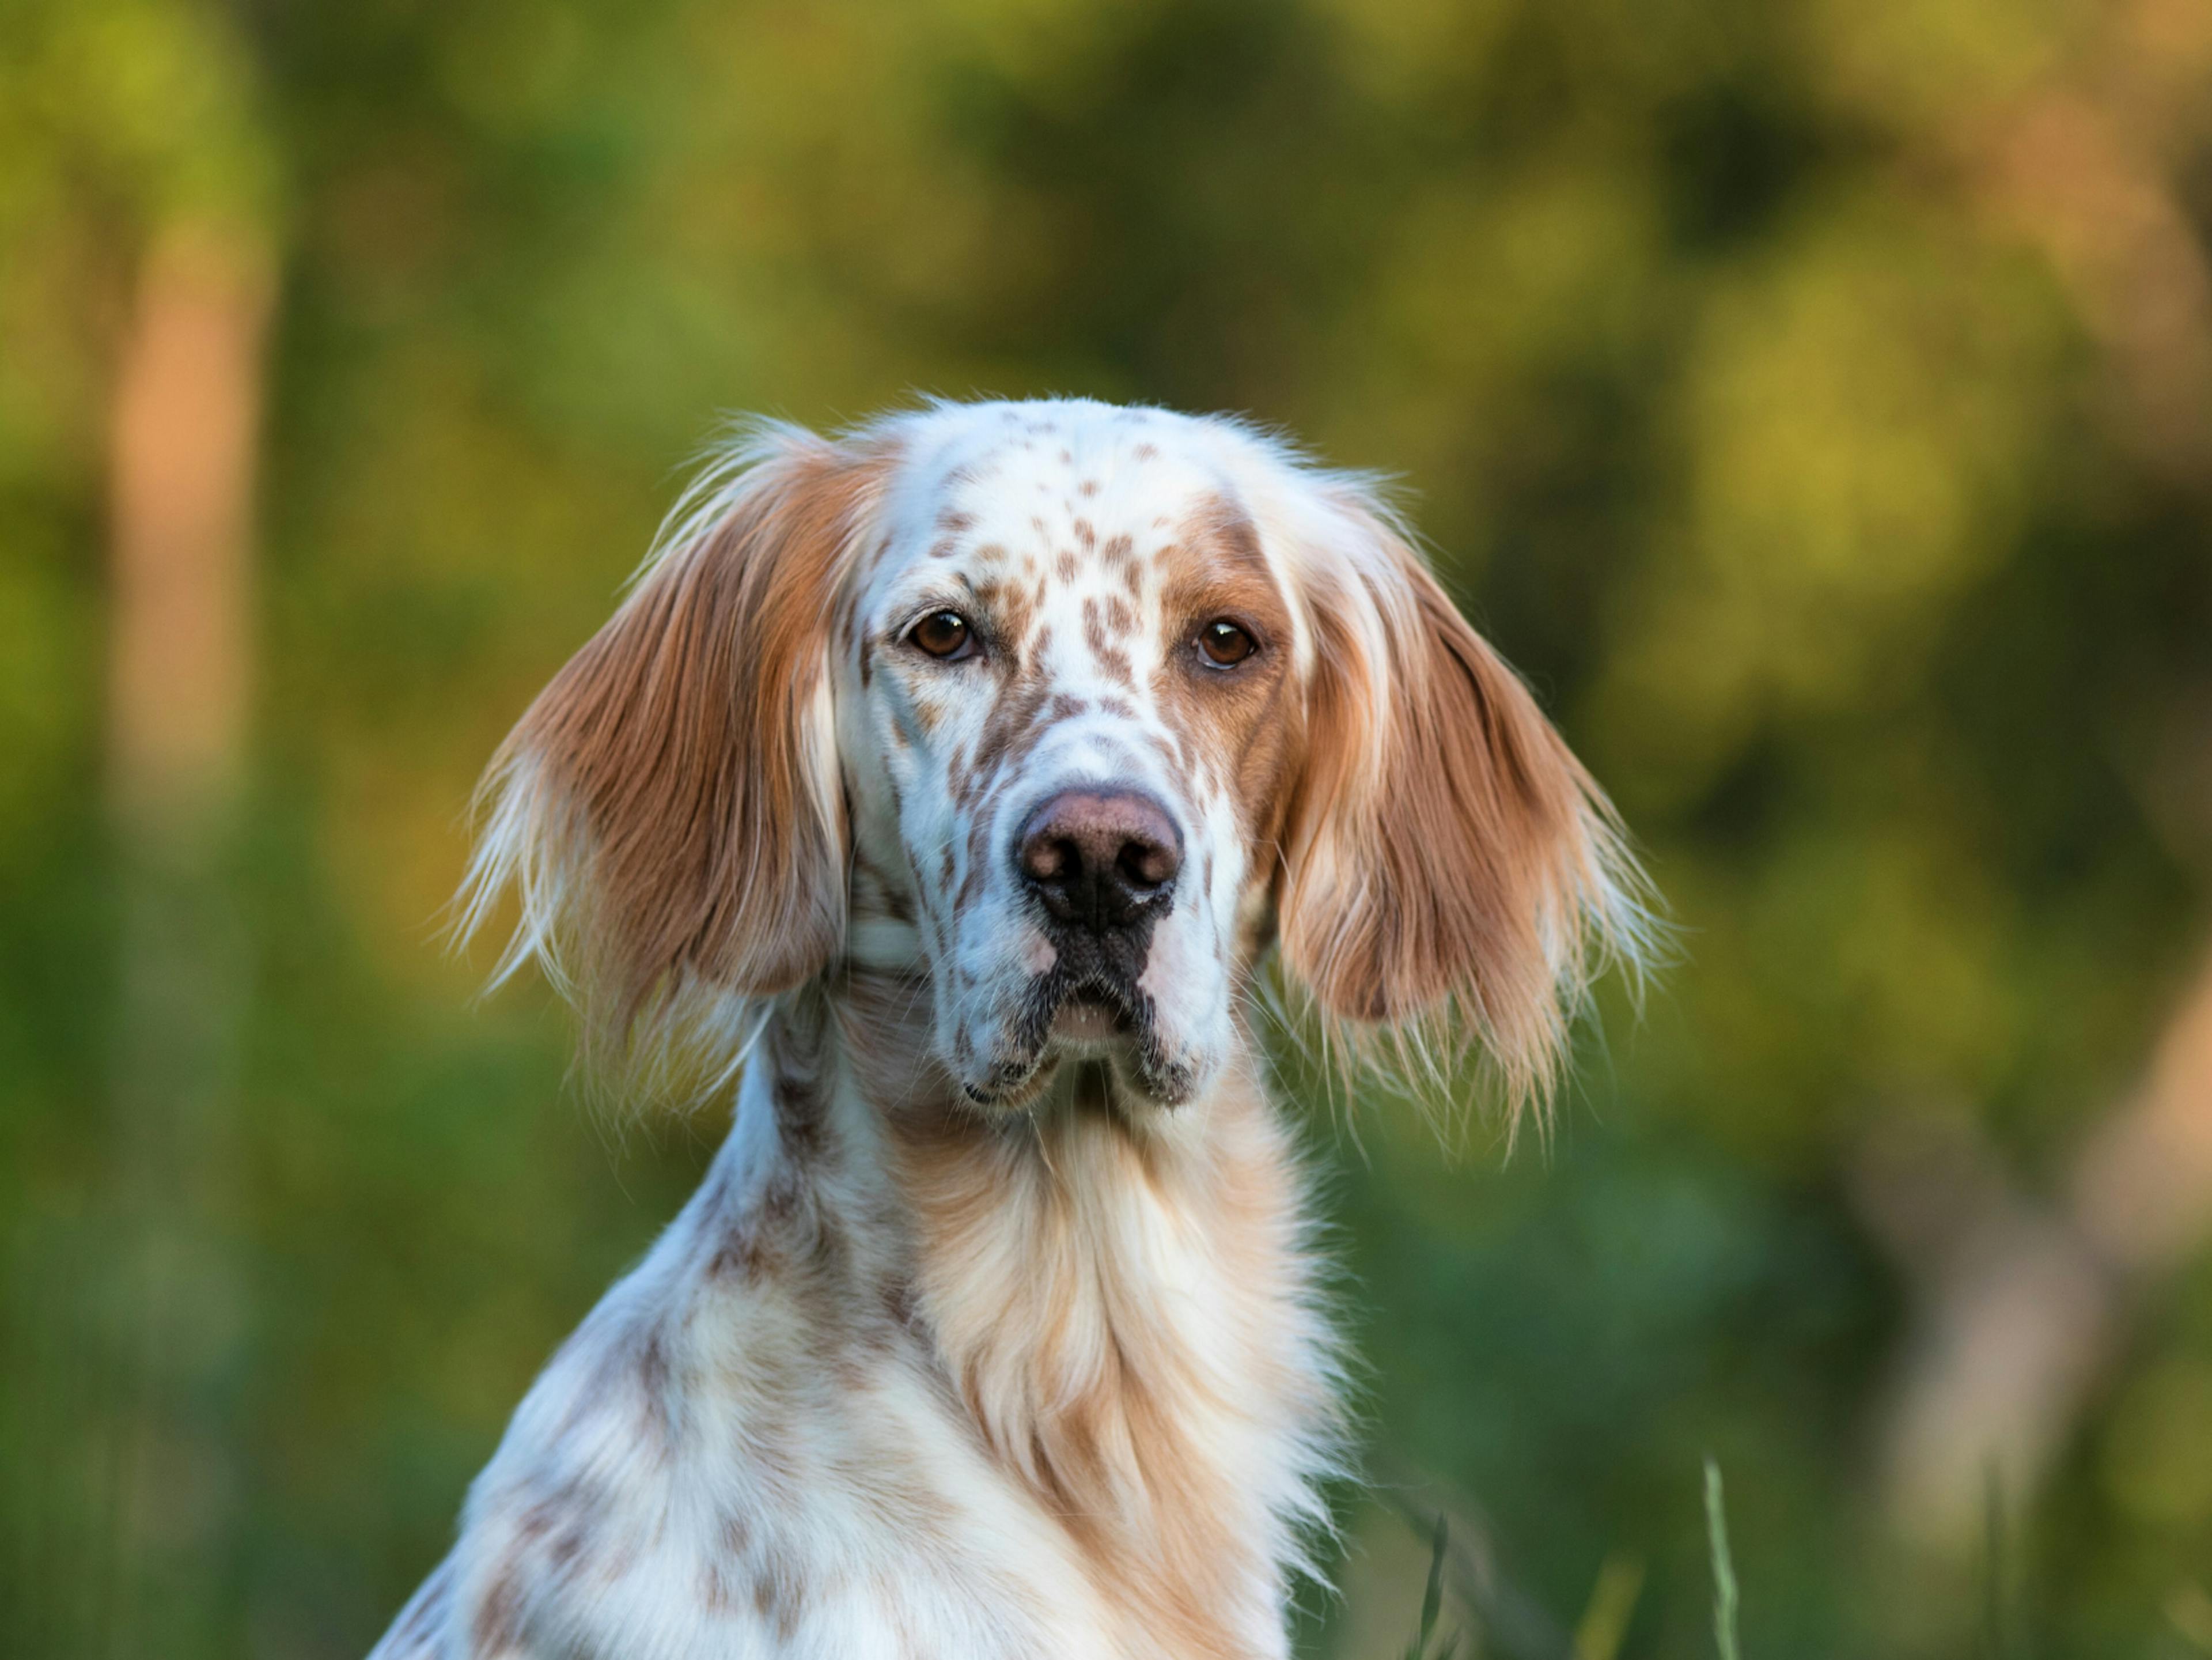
[373, 399, 1648, 1659]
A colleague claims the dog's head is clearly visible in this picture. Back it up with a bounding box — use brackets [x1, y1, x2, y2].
[464, 399, 1647, 1118]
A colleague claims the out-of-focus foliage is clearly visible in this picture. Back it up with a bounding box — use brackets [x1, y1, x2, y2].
[5, 0, 2212, 1655]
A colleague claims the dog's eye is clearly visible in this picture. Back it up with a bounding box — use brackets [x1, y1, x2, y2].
[1197, 619, 1256, 668]
[908, 611, 975, 661]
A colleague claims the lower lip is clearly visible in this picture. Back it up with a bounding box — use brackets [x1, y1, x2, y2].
[1052, 1000, 1124, 1041]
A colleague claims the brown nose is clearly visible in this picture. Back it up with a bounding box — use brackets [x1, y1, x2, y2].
[1016, 789, 1183, 932]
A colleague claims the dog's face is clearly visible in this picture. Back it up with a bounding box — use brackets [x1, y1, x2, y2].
[467, 399, 1643, 1117]
[834, 411, 1302, 1109]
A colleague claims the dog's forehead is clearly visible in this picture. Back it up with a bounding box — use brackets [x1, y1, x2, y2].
[878, 403, 1228, 589]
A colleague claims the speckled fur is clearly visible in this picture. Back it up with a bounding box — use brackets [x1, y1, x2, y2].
[378, 399, 1647, 1659]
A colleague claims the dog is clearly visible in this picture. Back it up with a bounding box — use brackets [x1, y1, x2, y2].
[369, 398, 1647, 1659]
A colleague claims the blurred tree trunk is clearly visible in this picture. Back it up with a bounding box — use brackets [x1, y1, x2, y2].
[100, 219, 273, 1660]
[1862, 948, 2212, 1552]
[109, 228, 267, 834]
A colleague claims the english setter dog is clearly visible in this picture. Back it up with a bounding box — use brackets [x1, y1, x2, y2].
[372, 398, 1647, 1659]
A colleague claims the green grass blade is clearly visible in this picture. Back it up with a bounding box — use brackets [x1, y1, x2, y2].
[1404, 1513, 1447, 1659]
[1705, 1458, 1742, 1660]
[1571, 1552, 1646, 1660]
[1982, 1461, 2029, 1660]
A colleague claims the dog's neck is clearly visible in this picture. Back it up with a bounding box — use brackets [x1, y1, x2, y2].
[706, 966, 1336, 1657]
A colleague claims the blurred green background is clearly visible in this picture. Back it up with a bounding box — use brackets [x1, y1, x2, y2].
[7, 0, 2212, 1655]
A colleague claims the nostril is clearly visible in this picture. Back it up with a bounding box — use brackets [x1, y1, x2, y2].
[1119, 837, 1176, 890]
[1021, 835, 1075, 884]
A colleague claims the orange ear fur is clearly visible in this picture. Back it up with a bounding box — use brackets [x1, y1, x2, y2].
[1278, 501, 1652, 1126]
[457, 425, 891, 1095]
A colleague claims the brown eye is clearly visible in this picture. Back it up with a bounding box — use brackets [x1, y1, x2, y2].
[1197, 619, 1255, 668]
[909, 610, 974, 660]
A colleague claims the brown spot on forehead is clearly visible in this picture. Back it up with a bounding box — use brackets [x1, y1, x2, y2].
[1081, 595, 1141, 683]
[1158, 497, 1280, 618]
[1212, 505, 1270, 576]
[970, 576, 1035, 661]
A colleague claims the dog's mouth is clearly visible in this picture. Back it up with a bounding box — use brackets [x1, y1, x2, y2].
[1049, 988, 1135, 1043]
[1018, 967, 1149, 1073]
[959, 965, 1194, 1113]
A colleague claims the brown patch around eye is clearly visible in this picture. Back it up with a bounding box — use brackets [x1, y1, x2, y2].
[1151, 499, 1301, 875]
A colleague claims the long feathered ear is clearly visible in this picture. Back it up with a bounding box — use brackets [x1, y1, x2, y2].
[457, 424, 891, 1095]
[1275, 486, 1654, 1125]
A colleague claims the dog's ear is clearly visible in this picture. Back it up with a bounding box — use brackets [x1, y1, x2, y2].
[460, 426, 889, 1086]
[1276, 491, 1650, 1116]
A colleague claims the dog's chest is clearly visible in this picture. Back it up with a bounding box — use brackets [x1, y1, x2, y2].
[445, 1279, 1294, 1659]
[391, 1067, 1322, 1660]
